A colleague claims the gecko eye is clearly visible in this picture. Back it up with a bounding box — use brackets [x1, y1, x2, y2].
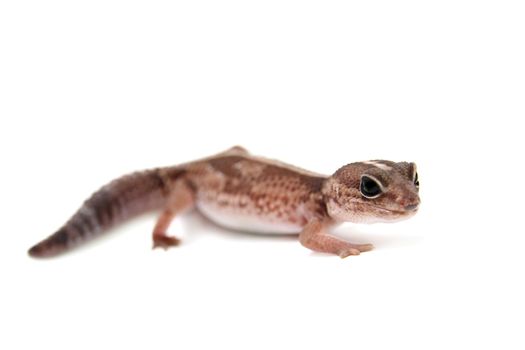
[414, 172, 419, 189]
[360, 176, 382, 198]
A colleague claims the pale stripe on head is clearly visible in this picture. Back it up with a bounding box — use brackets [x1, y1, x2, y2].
[362, 161, 392, 171]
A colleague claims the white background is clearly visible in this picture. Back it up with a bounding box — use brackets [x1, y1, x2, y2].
[1, 1, 524, 349]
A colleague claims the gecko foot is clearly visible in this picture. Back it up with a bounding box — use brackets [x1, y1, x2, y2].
[338, 243, 374, 259]
[152, 235, 181, 250]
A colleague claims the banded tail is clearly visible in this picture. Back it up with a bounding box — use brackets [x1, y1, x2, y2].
[28, 167, 184, 258]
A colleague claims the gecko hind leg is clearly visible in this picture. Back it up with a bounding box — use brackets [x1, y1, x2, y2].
[152, 180, 195, 250]
[299, 220, 374, 258]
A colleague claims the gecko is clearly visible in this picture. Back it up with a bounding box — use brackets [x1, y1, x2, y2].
[28, 146, 420, 258]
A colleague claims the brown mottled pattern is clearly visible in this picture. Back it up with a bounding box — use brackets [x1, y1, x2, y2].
[187, 155, 327, 224]
[28, 167, 184, 257]
[207, 155, 324, 193]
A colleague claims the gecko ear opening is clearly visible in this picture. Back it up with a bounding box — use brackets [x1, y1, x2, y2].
[360, 175, 383, 199]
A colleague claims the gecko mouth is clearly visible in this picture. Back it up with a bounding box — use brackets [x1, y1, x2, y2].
[369, 204, 417, 216]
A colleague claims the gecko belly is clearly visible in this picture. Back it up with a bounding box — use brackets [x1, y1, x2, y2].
[196, 202, 302, 234]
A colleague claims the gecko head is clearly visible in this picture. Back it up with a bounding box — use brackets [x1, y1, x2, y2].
[323, 161, 420, 223]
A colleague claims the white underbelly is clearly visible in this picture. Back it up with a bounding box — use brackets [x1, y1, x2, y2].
[196, 202, 302, 234]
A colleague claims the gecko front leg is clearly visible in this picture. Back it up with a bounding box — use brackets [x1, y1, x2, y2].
[152, 180, 195, 249]
[299, 220, 374, 258]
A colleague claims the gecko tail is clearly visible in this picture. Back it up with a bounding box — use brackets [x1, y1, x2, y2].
[28, 228, 70, 258]
[28, 167, 184, 258]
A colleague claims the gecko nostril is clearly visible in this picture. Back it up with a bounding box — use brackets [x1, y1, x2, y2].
[404, 204, 419, 211]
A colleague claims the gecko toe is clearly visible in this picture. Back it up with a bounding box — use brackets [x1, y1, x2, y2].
[152, 236, 181, 250]
[339, 248, 361, 258]
[357, 244, 374, 252]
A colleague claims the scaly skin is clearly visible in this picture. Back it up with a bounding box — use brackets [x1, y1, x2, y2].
[28, 146, 420, 258]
